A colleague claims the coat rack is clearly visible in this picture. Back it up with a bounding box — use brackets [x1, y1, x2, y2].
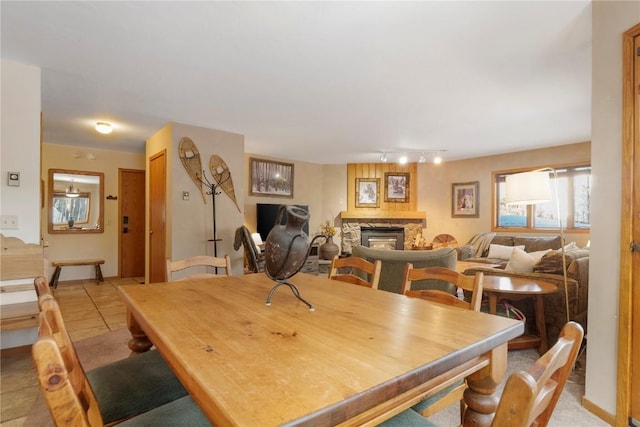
[196, 170, 229, 258]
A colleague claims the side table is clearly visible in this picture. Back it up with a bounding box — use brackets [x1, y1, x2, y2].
[481, 275, 557, 355]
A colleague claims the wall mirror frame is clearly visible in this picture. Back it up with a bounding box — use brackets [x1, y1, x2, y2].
[48, 169, 104, 234]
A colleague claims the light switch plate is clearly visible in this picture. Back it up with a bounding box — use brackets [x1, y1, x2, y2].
[7, 172, 20, 187]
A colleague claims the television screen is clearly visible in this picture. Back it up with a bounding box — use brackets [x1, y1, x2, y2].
[256, 203, 309, 241]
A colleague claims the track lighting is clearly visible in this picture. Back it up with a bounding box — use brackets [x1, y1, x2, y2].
[377, 150, 445, 165]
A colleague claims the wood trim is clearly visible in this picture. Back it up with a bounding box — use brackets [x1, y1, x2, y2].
[347, 163, 417, 213]
[582, 396, 616, 427]
[617, 21, 640, 427]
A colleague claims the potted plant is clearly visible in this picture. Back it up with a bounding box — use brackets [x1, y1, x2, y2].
[318, 220, 339, 260]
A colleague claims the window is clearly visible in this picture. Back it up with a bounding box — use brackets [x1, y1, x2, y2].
[493, 164, 590, 232]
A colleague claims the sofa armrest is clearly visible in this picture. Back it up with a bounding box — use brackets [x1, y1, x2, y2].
[456, 245, 475, 260]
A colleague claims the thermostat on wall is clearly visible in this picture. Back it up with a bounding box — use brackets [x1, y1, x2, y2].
[7, 172, 20, 187]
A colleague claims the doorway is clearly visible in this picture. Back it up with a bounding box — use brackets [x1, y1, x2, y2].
[119, 169, 145, 279]
[149, 150, 167, 283]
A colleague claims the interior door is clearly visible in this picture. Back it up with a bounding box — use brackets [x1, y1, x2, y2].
[119, 169, 145, 278]
[149, 150, 166, 283]
[619, 23, 640, 427]
[631, 30, 640, 426]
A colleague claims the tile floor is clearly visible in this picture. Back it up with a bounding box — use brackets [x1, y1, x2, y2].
[0, 277, 142, 426]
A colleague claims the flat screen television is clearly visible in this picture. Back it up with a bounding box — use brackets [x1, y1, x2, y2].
[256, 203, 309, 241]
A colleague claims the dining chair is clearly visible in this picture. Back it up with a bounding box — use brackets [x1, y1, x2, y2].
[166, 254, 232, 281]
[400, 265, 484, 420]
[328, 255, 382, 289]
[380, 321, 584, 427]
[34, 275, 51, 299]
[233, 225, 265, 273]
[33, 296, 210, 426]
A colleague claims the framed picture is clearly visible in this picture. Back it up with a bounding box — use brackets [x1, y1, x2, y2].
[452, 181, 479, 218]
[250, 158, 294, 198]
[355, 178, 380, 207]
[384, 172, 409, 203]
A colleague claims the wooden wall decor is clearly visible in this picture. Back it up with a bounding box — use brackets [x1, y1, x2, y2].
[346, 163, 417, 213]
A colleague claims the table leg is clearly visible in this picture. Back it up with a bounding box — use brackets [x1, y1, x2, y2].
[462, 343, 508, 427]
[488, 293, 498, 315]
[126, 309, 153, 355]
[534, 295, 548, 355]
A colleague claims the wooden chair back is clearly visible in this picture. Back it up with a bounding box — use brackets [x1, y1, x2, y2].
[328, 256, 382, 289]
[33, 296, 103, 426]
[233, 226, 264, 273]
[166, 254, 232, 281]
[492, 321, 584, 427]
[401, 265, 484, 311]
[34, 275, 51, 299]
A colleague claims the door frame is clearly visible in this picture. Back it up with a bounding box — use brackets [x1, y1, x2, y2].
[617, 22, 640, 427]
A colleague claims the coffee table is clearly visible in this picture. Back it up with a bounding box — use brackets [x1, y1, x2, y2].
[481, 275, 557, 355]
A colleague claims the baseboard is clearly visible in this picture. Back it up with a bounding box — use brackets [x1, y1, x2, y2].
[582, 396, 616, 426]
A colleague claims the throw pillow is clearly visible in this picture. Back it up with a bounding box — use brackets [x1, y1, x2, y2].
[533, 248, 590, 274]
[487, 244, 525, 260]
[505, 248, 551, 273]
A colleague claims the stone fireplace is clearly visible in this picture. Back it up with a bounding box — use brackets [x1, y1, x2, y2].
[340, 215, 425, 253]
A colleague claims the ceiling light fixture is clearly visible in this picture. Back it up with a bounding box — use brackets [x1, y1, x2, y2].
[378, 150, 445, 165]
[95, 122, 113, 134]
[66, 181, 80, 198]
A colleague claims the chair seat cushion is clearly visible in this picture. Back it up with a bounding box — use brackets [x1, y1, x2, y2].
[410, 381, 463, 414]
[87, 349, 188, 424]
[118, 396, 211, 426]
[378, 408, 436, 427]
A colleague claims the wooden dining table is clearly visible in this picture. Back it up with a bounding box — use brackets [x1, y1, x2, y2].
[119, 273, 523, 427]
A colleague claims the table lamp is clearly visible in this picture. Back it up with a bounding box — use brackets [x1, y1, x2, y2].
[505, 168, 570, 324]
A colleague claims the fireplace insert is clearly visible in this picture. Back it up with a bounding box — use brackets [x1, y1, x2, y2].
[361, 227, 404, 250]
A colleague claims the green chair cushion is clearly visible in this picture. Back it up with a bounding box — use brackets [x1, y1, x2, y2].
[410, 380, 463, 413]
[118, 396, 211, 426]
[377, 408, 436, 427]
[87, 349, 188, 424]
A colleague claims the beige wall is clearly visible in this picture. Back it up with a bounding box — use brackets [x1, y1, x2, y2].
[0, 60, 41, 244]
[418, 142, 591, 247]
[42, 144, 145, 280]
[243, 154, 326, 238]
[587, 2, 640, 418]
[147, 123, 246, 279]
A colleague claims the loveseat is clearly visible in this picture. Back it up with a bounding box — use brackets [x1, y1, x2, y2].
[457, 233, 589, 345]
[351, 246, 457, 294]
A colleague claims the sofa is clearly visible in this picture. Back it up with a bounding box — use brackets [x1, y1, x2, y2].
[351, 246, 457, 294]
[457, 233, 589, 345]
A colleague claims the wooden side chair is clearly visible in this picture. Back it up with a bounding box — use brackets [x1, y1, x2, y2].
[492, 321, 584, 426]
[166, 254, 232, 281]
[233, 225, 265, 273]
[380, 321, 585, 427]
[34, 275, 51, 299]
[33, 296, 210, 426]
[328, 255, 382, 289]
[401, 265, 484, 311]
[400, 265, 484, 420]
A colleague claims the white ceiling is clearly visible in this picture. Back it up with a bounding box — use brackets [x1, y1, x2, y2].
[1, 1, 591, 164]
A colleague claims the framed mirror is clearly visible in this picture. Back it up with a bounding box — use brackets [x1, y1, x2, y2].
[48, 169, 104, 234]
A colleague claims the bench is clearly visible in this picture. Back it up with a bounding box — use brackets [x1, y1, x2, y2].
[50, 259, 105, 288]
